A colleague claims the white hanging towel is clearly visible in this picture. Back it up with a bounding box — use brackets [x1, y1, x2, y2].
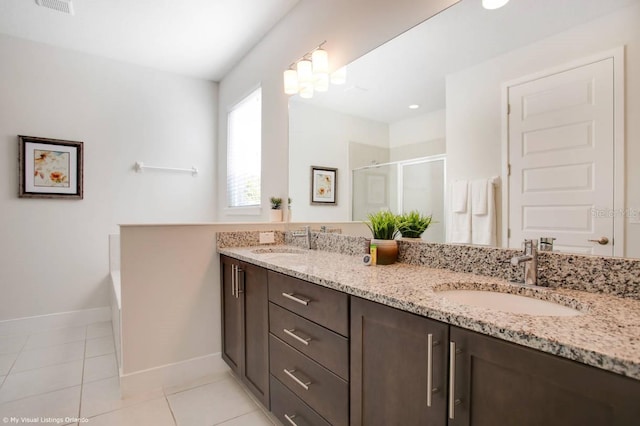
[451, 180, 468, 213]
[448, 180, 471, 243]
[471, 179, 488, 215]
[471, 178, 496, 246]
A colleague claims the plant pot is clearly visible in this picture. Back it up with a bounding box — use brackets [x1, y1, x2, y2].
[269, 209, 283, 222]
[371, 239, 398, 265]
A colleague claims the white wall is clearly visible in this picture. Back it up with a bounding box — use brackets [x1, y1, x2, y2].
[216, 0, 459, 222]
[446, 4, 640, 256]
[0, 35, 218, 321]
[389, 108, 446, 161]
[289, 102, 389, 221]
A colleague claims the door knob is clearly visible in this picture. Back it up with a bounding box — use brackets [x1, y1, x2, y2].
[587, 236, 609, 245]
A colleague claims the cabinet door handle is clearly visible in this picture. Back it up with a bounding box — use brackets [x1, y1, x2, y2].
[236, 267, 244, 295]
[231, 264, 237, 297]
[284, 328, 312, 346]
[449, 341, 456, 419]
[448, 341, 462, 419]
[427, 333, 434, 407]
[284, 414, 298, 426]
[283, 368, 311, 390]
[282, 292, 310, 306]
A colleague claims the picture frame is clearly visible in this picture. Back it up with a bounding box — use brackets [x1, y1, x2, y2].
[18, 135, 84, 199]
[310, 166, 337, 205]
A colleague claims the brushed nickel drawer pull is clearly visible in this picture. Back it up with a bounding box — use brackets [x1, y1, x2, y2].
[284, 328, 312, 346]
[283, 368, 311, 390]
[282, 292, 310, 306]
[284, 414, 298, 426]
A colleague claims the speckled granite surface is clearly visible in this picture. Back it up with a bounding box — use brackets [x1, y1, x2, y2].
[217, 230, 285, 248]
[221, 231, 640, 299]
[218, 244, 640, 380]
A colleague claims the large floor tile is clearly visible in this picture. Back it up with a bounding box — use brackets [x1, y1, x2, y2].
[0, 353, 18, 376]
[0, 335, 27, 355]
[81, 376, 163, 418]
[24, 326, 86, 350]
[0, 360, 83, 403]
[216, 410, 274, 426]
[86, 397, 175, 426]
[167, 377, 257, 426]
[86, 322, 114, 340]
[83, 353, 118, 383]
[85, 336, 115, 358]
[163, 372, 228, 396]
[0, 385, 81, 422]
[12, 341, 85, 373]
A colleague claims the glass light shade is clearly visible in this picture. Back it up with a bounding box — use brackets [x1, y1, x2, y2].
[482, 0, 509, 9]
[297, 59, 313, 84]
[330, 66, 347, 85]
[314, 73, 329, 92]
[312, 49, 329, 74]
[299, 82, 314, 99]
[283, 69, 299, 95]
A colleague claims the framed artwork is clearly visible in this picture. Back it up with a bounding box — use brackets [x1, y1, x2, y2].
[311, 166, 337, 205]
[18, 135, 84, 199]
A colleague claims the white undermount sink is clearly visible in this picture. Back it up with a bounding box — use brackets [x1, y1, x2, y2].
[436, 289, 583, 317]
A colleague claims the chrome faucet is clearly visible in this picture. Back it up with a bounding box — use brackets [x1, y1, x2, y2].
[510, 239, 538, 285]
[292, 225, 312, 249]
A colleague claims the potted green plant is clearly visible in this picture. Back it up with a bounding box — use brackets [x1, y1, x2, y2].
[366, 210, 399, 265]
[269, 197, 283, 222]
[397, 211, 433, 239]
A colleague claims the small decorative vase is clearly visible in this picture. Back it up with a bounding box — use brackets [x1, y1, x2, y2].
[269, 209, 283, 222]
[371, 239, 398, 265]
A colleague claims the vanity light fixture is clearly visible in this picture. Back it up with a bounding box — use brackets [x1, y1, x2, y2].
[283, 42, 346, 99]
[482, 0, 510, 9]
[409, 104, 420, 109]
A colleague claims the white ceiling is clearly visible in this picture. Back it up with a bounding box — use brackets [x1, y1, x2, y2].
[0, 0, 299, 81]
[294, 0, 638, 124]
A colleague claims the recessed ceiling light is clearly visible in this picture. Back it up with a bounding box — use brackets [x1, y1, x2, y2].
[409, 104, 420, 109]
[482, 0, 510, 10]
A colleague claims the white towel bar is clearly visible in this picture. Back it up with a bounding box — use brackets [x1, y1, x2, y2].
[134, 161, 198, 176]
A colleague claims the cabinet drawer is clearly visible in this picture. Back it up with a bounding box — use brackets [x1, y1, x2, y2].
[268, 271, 349, 336]
[270, 335, 348, 426]
[270, 302, 349, 380]
[270, 375, 331, 426]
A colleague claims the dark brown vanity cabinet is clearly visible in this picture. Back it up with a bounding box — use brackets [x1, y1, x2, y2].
[351, 296, 640, 426]
[350, 296, 449, 426]
[268, 271, 350, 426]
[220, 255, 269, 407]
[449, 326, 640, 426]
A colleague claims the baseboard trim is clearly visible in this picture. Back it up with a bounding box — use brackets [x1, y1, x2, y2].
[120, 352, 229, 398]
[0, 306, 111, 336]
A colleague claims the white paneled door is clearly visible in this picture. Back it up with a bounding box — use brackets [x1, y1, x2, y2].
[508, 58, 615, 256]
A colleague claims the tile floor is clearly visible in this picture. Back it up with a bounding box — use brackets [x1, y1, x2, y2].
[0, 321, 275, 426]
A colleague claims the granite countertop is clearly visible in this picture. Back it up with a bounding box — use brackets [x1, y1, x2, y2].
[219, 245, 640, 381]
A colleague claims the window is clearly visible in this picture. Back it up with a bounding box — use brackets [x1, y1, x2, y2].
[227, 88, 261, 208]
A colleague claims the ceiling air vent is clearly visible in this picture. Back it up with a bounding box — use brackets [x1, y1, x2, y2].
[35, 0, 74, 15]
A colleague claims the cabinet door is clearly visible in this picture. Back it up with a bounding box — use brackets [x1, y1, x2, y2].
[239, 261, 270, 407]
[351, 297, 448, 426]
[449, 326, 640, 426]
[220, 255, 241, 374]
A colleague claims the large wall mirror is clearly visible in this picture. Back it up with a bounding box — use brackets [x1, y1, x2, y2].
[288, 0, 640, 258]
